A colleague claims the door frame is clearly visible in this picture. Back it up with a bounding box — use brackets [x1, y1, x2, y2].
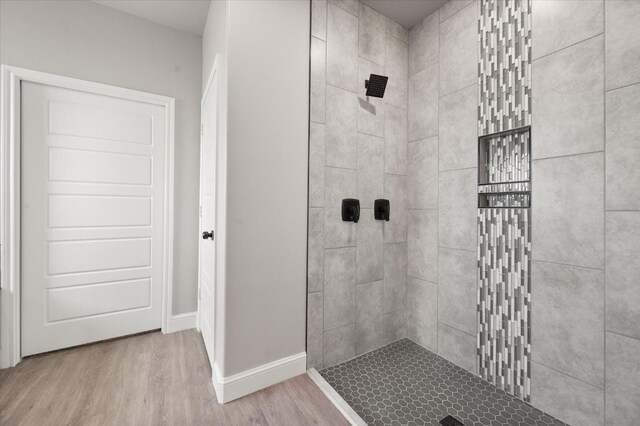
[0, 65, 176, 369]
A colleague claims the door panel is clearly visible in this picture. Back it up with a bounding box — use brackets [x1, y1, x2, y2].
[21, 82, 166, 356]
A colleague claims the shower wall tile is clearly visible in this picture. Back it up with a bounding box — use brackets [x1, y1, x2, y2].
[324, 167, 356, 248]
[439, 0, 474, 23]
[328, 0, 358, 16]
[383, 243, 407, 313]
[358, 3, 385, 66]
[324, 247, 356, 330]
[407, 137, 438, 210]
[438, 168, 476, 252]
[605, 332, 640, 426]
[325, 85, 357, 169]
[308, 207, 324, 293]
[605, 0, 640, 90]
[531, 0, 603, 60]
[409, 11, 438, 76]
[385, 34, 408, 108]
[358, 59, 385, 137]
[408, 64, 438, 142]
[438, 1, 476, 96]
[532, 35, 604, 159]
[407, 277, 437, 352]
[310, 37, 326, 124]
[356, 211, 383, 284]
[307, 292, 324, 369]
[383, 309, 407, 344]
[383, 174, 407, 243]
[324, 323, 356, 367]
[606, 212, 640, 340]
[531, 361, 605, 426]
[532, 261, 605, 389]
[532, 153, 604, 269]
[357, 133, 384, 208]
[606, 83, 640, 211]
[384, 105, 408, 175]
[437, 323, 476, 374]
[438, 84, 477, 171]
[327, 4, 358, 92]
[386, 17, 408, 44]
[311, 0, 327, 41]
[356, 280, 384, 355]
[309, 122, 325, 207]
[438, 247, 476, 336]
[407, 210, 438, 283]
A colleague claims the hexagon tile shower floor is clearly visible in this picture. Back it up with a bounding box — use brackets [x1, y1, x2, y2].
[320, 339, 566, 426]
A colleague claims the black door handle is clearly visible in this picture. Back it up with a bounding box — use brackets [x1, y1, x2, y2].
[202, 231, 214, 240]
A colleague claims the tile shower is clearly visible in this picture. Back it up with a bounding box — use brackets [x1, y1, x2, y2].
[307, 0, 640, 425]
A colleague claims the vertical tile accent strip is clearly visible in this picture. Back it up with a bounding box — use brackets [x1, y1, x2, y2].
[478, 0, 532, 401]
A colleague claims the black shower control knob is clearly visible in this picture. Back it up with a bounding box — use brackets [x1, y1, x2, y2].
[202, 230, 214, 240]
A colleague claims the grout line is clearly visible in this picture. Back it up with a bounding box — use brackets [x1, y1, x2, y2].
[438, 245, 476, 254]
[605, 80, 640, 93]
[532, 258, 605, 272]
[532, 32, 604, 63]
[603, 5, 608, 416]
[532, 149, 605, 162]
[439, 0, 477, 26]
[532, 360, 605, 391]
[438, 321, 475, 338]
[439, 165, 477, 174]
[406, 274, 437, 286]
[438, 81, 477, 100]
[324, 164, 357, 172]
[606, 329, 640, 342]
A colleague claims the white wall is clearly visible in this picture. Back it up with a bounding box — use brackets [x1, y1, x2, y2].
[0, 0, 202, 315]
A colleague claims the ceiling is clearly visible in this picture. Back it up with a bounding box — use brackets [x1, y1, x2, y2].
[361, 0, 448, 29]
[92, 0, 211, 36]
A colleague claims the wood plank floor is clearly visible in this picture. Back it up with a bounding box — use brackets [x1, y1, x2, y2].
[0, 330, 349, 426]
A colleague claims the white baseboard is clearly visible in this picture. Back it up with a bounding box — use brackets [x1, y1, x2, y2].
[212, 352, 307, 403]
[307, 368, 368, 426]
[167, 312, 198, 333]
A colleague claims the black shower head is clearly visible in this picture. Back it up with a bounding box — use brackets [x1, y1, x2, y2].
[365, 74, 388, 98]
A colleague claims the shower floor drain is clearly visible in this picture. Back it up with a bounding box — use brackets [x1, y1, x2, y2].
[320, 339, 566, 426]
[440, 415, 465, 426]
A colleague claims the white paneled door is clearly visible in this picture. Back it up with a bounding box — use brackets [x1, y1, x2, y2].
[21, 82, 167, 356]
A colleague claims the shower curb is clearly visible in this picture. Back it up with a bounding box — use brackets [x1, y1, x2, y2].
[307, 368, 368, 426]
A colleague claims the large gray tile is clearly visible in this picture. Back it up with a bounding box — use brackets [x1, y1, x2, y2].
[308, 207, 324, 293]
[438, 168, 477, 252]
[409, 11, 438, 76]
[357, 133, 384, 208]
[532, 261, 605, 388]
[384, 104, 407, 175]
[437, 323, 476, 374]
[606, 0, 640, 90]
[323, 247, 356, 330]
[438, 247, 476, 336]
[605, 332, 640, 425]
[327, 3, 358, 92]
[328, 0, 358, 16]
[439, 0, 474, 23]
[384, 174, 407, 244]
[357, 58, 385, 137]
[532, 35, 604, 159]
[385, 34, 408, 108]
[407, 210, 438, 284]
[407, 277, 437, 352]
[310, 37, 326, 125]
[358, 3, 385, 66]
[439, 1, 476, 96]
[606, 83, 640, 210]
[408, 137, 438, 210]
[325, 85, 357, 169]
[383, 309, 407, 345]
[408, 63, 438, 142]
[356, 281, 384, 355]
[532, 153, 604, 269]
[324, 167, 356, 248]
[307, 292, 324, 369]
[384, 243, 407, 314]
[324, 323, 356, 367]
[438, 84, 477, 171]
[386, 17, 408, 44]
[309, 122, 325, 207]
[606, 212, 640, 340]
[356, 211, 383, 284]
[531, 362, 605, 426]
[311, 0, 327, 41]
[532, 0, 603, 60]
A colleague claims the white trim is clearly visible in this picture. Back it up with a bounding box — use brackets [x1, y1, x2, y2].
[211, 352, 307, 403]
[0, 65, 175, 369]
[167, 312, 198, 333]
[306, 368, 368, 426]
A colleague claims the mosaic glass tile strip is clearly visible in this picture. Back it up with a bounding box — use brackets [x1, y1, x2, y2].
[320, 339, 564, 426]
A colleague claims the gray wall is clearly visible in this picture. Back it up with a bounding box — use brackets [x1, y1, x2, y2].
[0, 0, 202, 315]
[307, 0, 410, 370]
[406, 0, 640, 424]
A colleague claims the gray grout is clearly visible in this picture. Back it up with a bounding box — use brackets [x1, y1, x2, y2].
[532, 31, 604, 63]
